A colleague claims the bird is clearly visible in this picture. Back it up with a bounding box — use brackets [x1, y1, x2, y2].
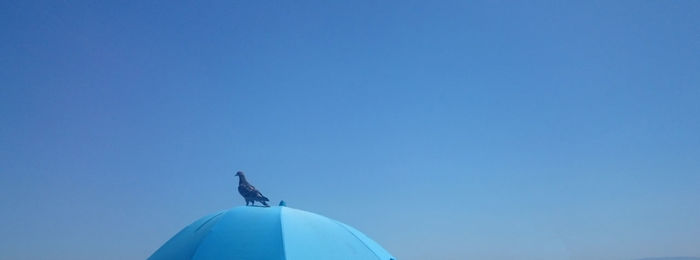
[235, 171, 270, 207]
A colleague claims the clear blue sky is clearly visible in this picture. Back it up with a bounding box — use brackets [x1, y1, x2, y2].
[1, 1, 699, 259]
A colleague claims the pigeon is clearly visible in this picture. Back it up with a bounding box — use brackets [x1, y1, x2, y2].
[235, 171, 270, 207]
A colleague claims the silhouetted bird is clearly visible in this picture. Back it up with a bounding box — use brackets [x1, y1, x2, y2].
[235, 171, 270, 207]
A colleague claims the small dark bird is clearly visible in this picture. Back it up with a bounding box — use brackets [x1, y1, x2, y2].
[235, 171, 270, 207]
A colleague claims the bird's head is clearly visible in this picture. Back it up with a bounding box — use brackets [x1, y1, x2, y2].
[235, 171, 244, 177]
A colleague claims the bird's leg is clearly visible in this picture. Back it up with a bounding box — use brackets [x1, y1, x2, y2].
[251, 201, 255, 206]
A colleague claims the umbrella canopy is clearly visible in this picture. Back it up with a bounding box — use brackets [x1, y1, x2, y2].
[149, 206, 396, 260]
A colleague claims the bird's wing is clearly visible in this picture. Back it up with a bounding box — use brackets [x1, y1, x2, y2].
[238, 183, 269, 201]
[238, 184, 257, 197]
[253, 190, 269, 201]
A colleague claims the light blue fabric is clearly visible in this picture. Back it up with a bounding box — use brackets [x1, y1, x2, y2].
[149, 206, 396, 260]
[148, 210, 228, 260]
[280, 207, 381, 260]
[335, 221, 395, 260]
[192, 207, 285, 260]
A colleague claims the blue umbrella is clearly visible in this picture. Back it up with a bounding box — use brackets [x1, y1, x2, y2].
[149, 205, 396, 260]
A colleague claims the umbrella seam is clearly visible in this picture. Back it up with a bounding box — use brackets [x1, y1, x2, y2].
[279, 207, 288, 260]
[188, 209, 231, 260]
[195, 212, 225, 232]
[333, 220, 383, 260]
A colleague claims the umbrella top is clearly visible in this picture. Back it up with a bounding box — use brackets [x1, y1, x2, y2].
[149, 206, 396, 260]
